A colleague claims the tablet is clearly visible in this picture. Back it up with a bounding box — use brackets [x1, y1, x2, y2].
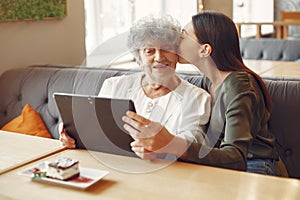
[53, 93, 137, 157]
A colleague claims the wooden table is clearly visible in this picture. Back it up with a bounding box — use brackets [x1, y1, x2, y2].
[108, 59, 300, 79]
[177, 60, 300, 79]
[177, 60, 300, 78]
[243, 59, 284, 74]
[244, 59, 300, 79]
[0, 130, 65, 175]
[0, 149, 299, 200]
[259, 61, 300, 79]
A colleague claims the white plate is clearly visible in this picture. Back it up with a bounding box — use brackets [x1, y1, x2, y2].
[18, 161, 109, 189]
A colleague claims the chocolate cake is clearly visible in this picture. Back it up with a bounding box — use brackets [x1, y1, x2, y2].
[45, 157, 80, 181]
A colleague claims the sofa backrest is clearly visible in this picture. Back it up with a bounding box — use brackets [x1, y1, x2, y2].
[264, 78, 300, 178]
[0, 66, 131, 139]
[0, 65, 299, 178]
[240, 38, 300, 61]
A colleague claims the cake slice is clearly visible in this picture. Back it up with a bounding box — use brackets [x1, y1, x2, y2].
[45, 157, 80, 181]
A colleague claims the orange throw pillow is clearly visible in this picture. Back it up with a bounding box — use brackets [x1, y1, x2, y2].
[1, 104, 52, 138]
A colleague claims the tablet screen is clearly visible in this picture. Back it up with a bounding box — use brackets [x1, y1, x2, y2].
[53, 93, 137, 157]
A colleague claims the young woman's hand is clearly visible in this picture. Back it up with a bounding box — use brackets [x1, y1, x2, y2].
[58, 122, 76, 149]
[122, 111, 188, 159]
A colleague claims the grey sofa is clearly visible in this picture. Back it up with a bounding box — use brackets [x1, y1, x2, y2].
[240, 38, 300, 61]
[0, 65, 299, 179]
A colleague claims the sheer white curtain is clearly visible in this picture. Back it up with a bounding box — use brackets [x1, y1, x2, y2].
[84, 0, 197, 67]
[84, 0, 102, 56]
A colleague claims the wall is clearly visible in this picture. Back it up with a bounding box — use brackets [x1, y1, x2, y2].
[275, 0, 300, 19]
[0, 0, 86, 75]
[204, 0, 233, 18]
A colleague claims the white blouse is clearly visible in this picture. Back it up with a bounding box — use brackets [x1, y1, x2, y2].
[99, 72, 211, 143]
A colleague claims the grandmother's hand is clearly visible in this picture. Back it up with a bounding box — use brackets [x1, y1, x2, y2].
[130, 145, 157, 160]
[122, 111, 177, 159]
[58, 122, 76, 149]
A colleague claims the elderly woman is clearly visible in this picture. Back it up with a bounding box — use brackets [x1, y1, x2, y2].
[60, 15, 211, 160]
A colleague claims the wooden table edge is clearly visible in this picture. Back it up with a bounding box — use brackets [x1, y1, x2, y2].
[0, 146, 67, 175]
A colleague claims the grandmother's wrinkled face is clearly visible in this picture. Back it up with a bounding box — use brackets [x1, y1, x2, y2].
[138, 39, 178, 81]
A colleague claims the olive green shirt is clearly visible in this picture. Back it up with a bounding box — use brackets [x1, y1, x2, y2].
[184, 71, 278, 171]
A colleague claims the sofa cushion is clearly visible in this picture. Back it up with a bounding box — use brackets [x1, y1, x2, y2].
[1, 104, 52, 138]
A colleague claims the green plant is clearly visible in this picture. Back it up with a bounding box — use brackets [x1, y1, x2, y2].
[0, 0, 67, 21]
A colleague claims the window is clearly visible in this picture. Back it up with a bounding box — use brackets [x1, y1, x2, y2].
[84, 0, 198, 67]
[233, 0, 274, 37]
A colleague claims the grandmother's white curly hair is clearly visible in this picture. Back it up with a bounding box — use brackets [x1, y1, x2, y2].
[127, 14, 181, 62]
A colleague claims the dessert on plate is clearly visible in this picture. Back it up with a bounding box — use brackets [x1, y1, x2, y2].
[45, 157, 80, 181]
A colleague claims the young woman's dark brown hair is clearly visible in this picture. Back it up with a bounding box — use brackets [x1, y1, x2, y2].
[191, 11, 272, 112]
